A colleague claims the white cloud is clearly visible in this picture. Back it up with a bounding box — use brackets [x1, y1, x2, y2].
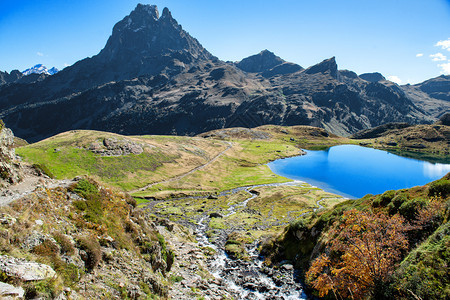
[387, 75, 402, 84]
[36, 52, 44, 57]
[64, 63, 70, 67]
[438, 62, 450, 74]
[416, 53, 423, 57]
[435, 38, 450, 51]
[430, 53, 447, 61]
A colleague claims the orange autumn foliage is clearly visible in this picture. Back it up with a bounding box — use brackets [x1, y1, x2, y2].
[306, 209, 410, 299]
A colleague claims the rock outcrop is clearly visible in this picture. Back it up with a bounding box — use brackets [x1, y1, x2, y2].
[88, 137, 144, 156]
[0, 281, 25, 298]
[0, 255, 56, 281]
[0, 125, 22, 187]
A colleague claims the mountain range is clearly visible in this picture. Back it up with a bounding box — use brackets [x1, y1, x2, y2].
[0, 4, 449, 142]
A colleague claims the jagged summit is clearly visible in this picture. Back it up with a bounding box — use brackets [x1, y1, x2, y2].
[45, 4, 214, 93]
[304, 57, 338, 79]
[99, 4, 213, 63]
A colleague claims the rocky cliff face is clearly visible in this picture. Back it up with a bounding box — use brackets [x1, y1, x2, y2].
[0, 4, 446, 142]
[0, 125, 22, 187]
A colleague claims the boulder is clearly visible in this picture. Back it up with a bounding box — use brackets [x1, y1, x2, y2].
[0, 281, 25, 298]
[0, 255, 56, 281]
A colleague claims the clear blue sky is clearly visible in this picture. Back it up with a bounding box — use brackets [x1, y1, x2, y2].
[1, 0, 449, 84]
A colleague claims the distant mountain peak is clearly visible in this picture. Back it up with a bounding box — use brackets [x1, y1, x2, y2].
[22, 64, 58, 76]
[236, 50, 285, 73]
[304, 57, 338, 79]
[359, 72, 386, 82]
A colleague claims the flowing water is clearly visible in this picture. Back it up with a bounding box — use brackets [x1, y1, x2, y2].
[189, 182, 320, 299]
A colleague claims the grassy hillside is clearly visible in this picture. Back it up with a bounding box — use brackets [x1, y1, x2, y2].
[16, 126, 353, 197]
[353, 123, 450, 163]
[16, 130, 229, 191]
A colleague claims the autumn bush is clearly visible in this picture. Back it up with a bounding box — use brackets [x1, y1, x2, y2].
[77, 235, 102, 272]
[53, 232, 75, 256]
[306, 209, 410, 299]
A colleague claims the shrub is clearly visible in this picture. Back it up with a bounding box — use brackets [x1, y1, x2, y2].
[0, 119, 4, 131]
[288, 218, 307, 232]
[77, 236, 102, 271]
[380, 190, 396, 206]
[72, 179, 98, 198]
[72, 200, 87, 211]
[398, 197, 427, 220]
[429, 178, 450, 198]
[125, 194, 137, 208]
[32, 240, 59, 257]
[388, 194, 408, 215]
[53, 232, 75, 256]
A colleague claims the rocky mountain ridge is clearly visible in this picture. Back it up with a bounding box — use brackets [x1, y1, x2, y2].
[0, 4, 448, 142]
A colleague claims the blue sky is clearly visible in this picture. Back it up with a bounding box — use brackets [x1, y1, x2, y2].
[0, 0, 449, 84]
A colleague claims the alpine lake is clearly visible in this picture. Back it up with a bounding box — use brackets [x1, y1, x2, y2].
[268, 144, 450, 199]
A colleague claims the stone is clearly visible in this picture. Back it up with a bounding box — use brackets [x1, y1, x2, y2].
[281, 263, 294, 270]
[0, 255, 56, 281]
[0, 214, 16, 226]
[21, 230, 55, 251]
[0, 281, 25, 298]
[209, 212, 223, 218]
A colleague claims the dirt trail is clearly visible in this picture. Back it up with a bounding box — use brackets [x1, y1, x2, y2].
[0, 166, 74, 207]
[129, 141, 232, 194]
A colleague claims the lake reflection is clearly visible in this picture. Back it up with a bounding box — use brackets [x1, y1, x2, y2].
[268, 145, 450, 199]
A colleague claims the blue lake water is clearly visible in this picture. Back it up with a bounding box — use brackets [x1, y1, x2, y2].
[268, 145, 450, 199]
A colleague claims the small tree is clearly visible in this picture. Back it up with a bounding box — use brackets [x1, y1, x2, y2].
[306, 209, 410, 299]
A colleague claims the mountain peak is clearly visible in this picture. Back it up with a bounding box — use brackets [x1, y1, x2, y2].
[304, 57, 338, 79]
[133, 4, 159, 20]
[236, 50, 285, 73]
[359, 72, 386, 82]
[161, 7, 173, 20]
[22, 64, 58, 76]
[96, 3, 213, 75]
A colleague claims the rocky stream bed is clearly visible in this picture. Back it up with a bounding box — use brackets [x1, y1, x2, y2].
[149, 182, 333, 299]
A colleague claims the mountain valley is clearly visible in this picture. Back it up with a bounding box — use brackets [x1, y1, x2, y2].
[0, 3, 449, 300]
